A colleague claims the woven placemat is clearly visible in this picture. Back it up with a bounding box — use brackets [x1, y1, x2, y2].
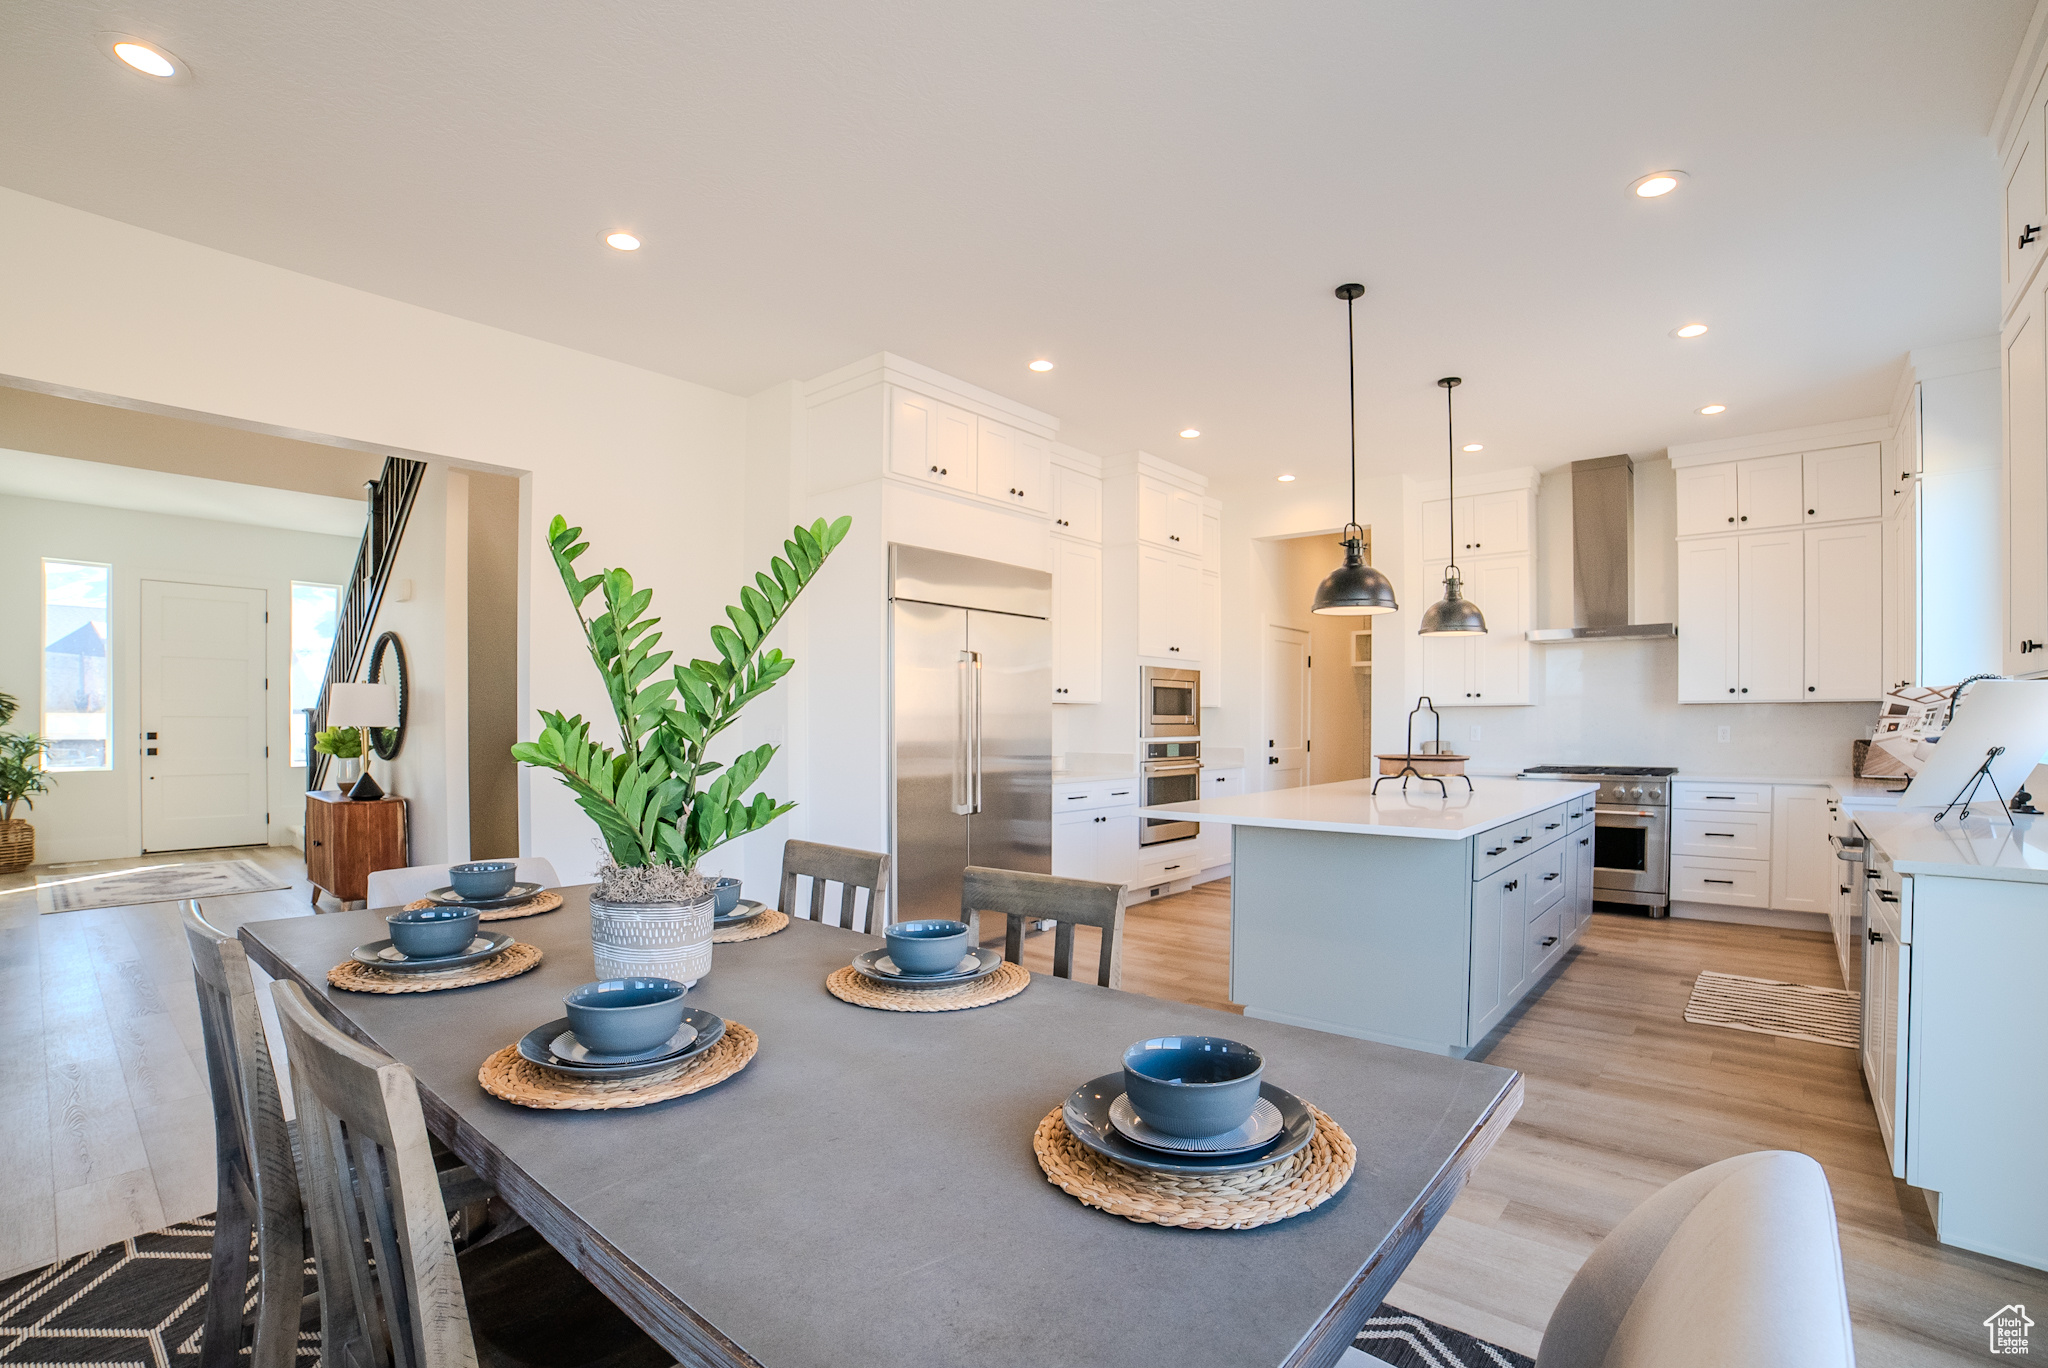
[825, 960, 1030, 1012]
[402, 891, 564, 921]
[327, 942, 543, 994]
[477, 1021, 758, 1110]
[1032, 1102, 1355, 1229]
[713, 907, 789, 943]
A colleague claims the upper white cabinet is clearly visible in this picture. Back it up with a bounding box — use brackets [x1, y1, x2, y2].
[1201, 503, 1223, 575]
[1736, 531, 1805, 701]
[1419, 492, 1528, 558]
[1202, 570, 1223, 705]
[1138, 475, 1203, 556]
[1051, 538, 1103, 704]
[1419, 557, 1530, 705]
[1051, 460, 1102, 541]
[1675, 537, 1740, 700]
[1803, 444, 1882, 523]
[2006, 105, 2047, 317]
[1675, 464, 1740, 536]
[975, 418, 1050, 513]
[1136, 544, 1202, 660]
[1735, 453, 1805, 529]
[889, 389, 977, 491]
[1804, 522, 1884, 700]
[2006, 294, 2048, 672]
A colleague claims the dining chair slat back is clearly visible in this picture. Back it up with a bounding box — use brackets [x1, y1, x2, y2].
[778, 840, 890, 933]
[271, 979, 480, 1368]
[962, 866, 1127, 988]
[182, 904, 306, 1368]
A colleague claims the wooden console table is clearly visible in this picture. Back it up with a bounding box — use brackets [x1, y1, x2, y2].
[305, 791, 408, 909]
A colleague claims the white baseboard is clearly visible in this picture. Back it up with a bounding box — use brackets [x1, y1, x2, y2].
[1668, 901, 1830, 932]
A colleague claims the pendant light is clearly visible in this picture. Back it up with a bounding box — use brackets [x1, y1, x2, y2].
[1419, 376, 1489, 636]
[1311, 283, 1400, 615]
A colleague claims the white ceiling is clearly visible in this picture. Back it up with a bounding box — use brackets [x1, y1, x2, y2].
[0, 1, 2031, 504]
[0, 447, 367, 536]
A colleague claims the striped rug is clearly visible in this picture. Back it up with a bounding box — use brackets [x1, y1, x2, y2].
[1683, 970, 1860, 1049]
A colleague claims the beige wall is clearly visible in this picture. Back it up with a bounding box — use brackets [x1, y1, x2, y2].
[1270, 532, 1373, 783]
[467, 471, 522, 858]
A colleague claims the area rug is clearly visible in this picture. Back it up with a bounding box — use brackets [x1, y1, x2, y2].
[0, 1218, 317, 1368]
[39, 859, 288, 915]
[1353, 1306, 1534, 1367]
[1683, 970, 1860, 1049]
[1, 1219, 1534, 1368]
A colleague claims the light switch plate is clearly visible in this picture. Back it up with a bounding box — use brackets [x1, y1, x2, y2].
[1717, 726, 1731, 743]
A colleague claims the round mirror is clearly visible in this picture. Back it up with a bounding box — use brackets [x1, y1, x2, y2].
[367, 631, 408, 760]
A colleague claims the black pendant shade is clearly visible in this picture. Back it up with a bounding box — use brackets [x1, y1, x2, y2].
[1419, 376, 1487, 637]
[1312, 283, 1399, 616]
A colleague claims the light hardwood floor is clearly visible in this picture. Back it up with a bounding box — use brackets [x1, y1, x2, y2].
[0, 844, 318, 1280]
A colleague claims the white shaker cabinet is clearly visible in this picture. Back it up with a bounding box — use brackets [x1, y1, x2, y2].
[889, 388, 976, 491]
[2005, 111, 2047, 317]
[1736, 453, 1805, 530]
[1196, 767, 1244, 869]
[1202, 505, 1223, 575]
[1803, 522, 1883, 700]
[1050, 461, 1102, 540]
[1201, 570, 1223, 706]
[1053, 805, 1139, 889]
[1769, 786, 1837, 914]
[1420, 492, 1529, 558]
[1736, 531, 1804, 700]
[1803, 444, 1882, 524]
[1136, 544, 1201, 661]
[2006, 295, 2048, 673]
[1418, 557, 1530, 705]
[1675, 536, 1740, 701]
[1137, 475, 1203, 555]
[1675, 464, 1740, 537]
[975, 418, 1049, 512]
[1051, 538, 1102, 703]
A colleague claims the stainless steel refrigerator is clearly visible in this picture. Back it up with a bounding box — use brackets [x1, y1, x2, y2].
[890, 544, 1053, 925]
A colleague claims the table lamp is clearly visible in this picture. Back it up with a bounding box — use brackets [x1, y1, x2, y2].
[328, 681, 398, 800]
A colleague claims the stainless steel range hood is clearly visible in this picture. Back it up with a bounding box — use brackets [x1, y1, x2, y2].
[1527, 455, 1678, 643]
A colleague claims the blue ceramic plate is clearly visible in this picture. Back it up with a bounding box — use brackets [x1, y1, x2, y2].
[713, 898, 769, 928]
[851, 945, 1003, 988]
[425, 882, 545, 909]
[350, 930, 516, 974]
[515, 1008, 726, 1079]
[546, 1022, 697, 1065]
[1061, 1073, 1316, 1175]
[1109, 1092, 1284, 1155]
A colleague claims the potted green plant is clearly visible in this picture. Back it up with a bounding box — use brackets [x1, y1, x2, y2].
[0, 691, 54, 874]
[514, 513, 850, 984]
[313, 724, 364, 788]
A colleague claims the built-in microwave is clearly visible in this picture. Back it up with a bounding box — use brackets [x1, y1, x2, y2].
[1140, 666, 1201, 737]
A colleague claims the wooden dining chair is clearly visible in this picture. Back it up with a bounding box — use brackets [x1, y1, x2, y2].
[778, 839, 891, 932]
[365, 857, 562, 909]
[270, 979, 672, 1368]
[184, 904, 306, 1368]
[962, 866, 1128, 989]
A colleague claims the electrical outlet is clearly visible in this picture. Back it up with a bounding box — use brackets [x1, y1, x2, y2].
[1470, 725, 1482, 743]
[1717, 725, 1731, 743]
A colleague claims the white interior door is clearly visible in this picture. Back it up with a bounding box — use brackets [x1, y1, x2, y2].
[142, 580, 269, 852]
[1263, 624, 1310, 788]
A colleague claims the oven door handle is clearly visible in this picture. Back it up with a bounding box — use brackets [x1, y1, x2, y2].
[1594, 808, 1660, 819]
[1144, 763, 1203, 777]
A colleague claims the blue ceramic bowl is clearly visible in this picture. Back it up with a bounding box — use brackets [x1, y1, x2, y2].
[1121, 1036, 1265, 1138]
[449, 860, 518, 900]
[884, 920, 972, 975]
[564, 978, 689, 1055]
[709, 876, 743, 916]
[385, 906, 480, 960]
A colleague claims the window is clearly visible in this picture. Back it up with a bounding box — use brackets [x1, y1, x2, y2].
[43, 560, 111, 770]
[290, 582, 342, 767]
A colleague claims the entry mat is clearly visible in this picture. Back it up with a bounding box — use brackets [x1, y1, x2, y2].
[1683, 969, 1861, 1049]
[36, 857, 288, 914]
[0, 1219, 1533, 1368]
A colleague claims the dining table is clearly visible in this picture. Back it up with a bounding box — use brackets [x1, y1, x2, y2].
[238, 887, 1522, 1368]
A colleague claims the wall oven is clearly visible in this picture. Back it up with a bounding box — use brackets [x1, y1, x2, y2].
[1139, 740, 1202, 846]
[1140, 666, 1201, 738]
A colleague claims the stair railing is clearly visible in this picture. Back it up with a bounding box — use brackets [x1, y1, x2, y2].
[305, 457, 427, 791]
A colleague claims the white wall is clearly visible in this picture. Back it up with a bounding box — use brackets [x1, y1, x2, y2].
[0, 187, 749, 884]
[0, 490, 357, 863]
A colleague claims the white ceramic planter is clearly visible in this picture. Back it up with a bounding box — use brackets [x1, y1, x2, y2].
[589, 893, 715, 987]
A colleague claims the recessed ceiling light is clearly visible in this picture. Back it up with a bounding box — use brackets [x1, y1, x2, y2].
[1462, 444, 1483, 452]
[1180, 428, 1201, 439]
[1630, 170, 1687, 198]
[1672, 323, 1709, 339]
[1276, 474, 1296, 482]
[1698, 404, 1727, 415]
[604, 232, 641, 251]
[1029, 359, 1054, 372]
[100, 34, 187, 80]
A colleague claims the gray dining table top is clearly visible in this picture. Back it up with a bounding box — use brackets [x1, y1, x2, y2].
[239, 888, 1520, 1368]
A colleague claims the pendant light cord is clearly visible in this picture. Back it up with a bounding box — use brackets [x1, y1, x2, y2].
[1346, 292, 1358, 538]
[1445, 380, 1455, 569]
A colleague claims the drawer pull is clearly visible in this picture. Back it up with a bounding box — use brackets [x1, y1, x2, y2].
[1504, 879, 1519, 891]
[1543, 822, 1561, 830]
[1542, 872, 1560, 881]
[1540, 936, 1558, 947]
[1067, 795, 1088, 800]
[1876, 889, 1898, 903]
[1111, 790, 1131, 797]
[1486, 846, 1507, 856]
[1512, 835, 1533, 844]
[1868, 927, 1884, 944]
[1580, 837, 1590, 845]
[1163, 864, 1181, 872]
[1705, 832, 1736, 838]
[1703, 878, 1734, 885]
[1702, 795, 1737, 801]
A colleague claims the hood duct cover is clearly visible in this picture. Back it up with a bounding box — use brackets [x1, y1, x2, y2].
[1527, 454, 1678, 642]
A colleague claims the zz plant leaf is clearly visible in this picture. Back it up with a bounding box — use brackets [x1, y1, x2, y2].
[512, 514, 850, 870]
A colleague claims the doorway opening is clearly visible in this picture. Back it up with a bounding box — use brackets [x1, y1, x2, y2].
[1255, 530, 1375, 787]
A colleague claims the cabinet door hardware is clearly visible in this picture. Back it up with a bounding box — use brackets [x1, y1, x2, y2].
[1486, 845, 1508, 856]
[1543, 821, 1561, 830]
[1580, 837, 1590, 845]
[1504, 879, 1518, 891]
[2023, 640, 2043, 654]
[1542, 872, 1560, 882]
[1512, 835, 1533, 844]
[2023, 224, 2042, 248]
[1540, 936, 1558, 947]
[1876, 889, 1898, 903]
[1268, 756, 1278, 765]
[1703, 794, 1737, 800]
[1808, 685, 1817, 692]
[1807, 508, 1816, 516]
[1868, 927, 1884, 944]
[1163, 863, 1181, 872]
[1703, 877, 1734, 884]
[1740, 687, 1749, 693]
[145, 747, 158, 755]
[1705, 832, 1736, 838]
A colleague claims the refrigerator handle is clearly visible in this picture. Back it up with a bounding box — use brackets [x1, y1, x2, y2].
[952, 650, 974, 815]
[969, 649, 984, 814]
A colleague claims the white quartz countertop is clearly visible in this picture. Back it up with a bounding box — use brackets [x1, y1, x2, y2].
[1853, 810, 2048, 883]
[1140, 776, 1597, 840]
[1051, 766, 1137, 783]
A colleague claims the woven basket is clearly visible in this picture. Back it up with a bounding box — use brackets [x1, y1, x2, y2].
[0, 819, 33, 875]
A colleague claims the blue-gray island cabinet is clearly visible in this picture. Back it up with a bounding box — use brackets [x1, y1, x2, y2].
[1143, 777, 1600, 1056]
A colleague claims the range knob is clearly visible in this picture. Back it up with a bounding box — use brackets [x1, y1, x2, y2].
[1630, 785, 1645, 799]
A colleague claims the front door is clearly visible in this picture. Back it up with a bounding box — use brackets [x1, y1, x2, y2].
[1263, 624, 1310, 789]
[141, 580, 269, 852]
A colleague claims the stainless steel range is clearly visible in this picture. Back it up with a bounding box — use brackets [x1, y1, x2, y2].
[1519, 765, 1674, 916]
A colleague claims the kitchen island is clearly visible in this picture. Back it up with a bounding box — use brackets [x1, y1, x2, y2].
[1142, 776, 1599, 1056]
